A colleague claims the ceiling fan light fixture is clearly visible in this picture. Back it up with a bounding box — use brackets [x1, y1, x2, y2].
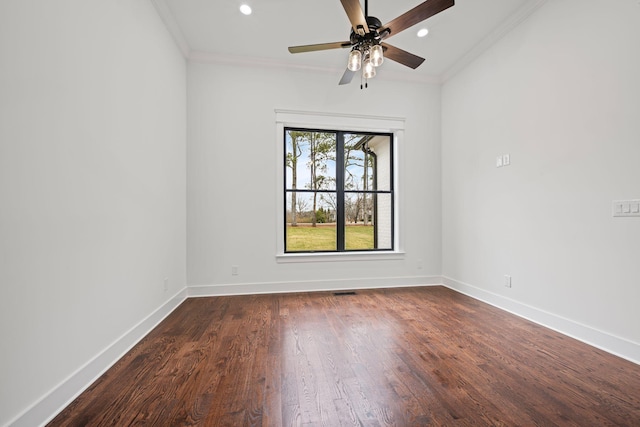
[417, 28, 429, 38]
[348, 49, 362, 71]
[370, 44, 384, 67]
[363, 58, 376, 79]
[287, 0, 455, 86]
[239, 4, 252, 15]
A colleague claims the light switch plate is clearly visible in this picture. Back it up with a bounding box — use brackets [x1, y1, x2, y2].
[613, 200, 640, 217]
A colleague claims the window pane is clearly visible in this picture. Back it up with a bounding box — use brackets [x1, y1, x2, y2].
[373, 193, 393, 250]
[344, 134, 371, 192]
[285, 130, 336, 191]
[345, 223, 374, 250]
[368, 135, 392, 191]
[344, 193, 393, 250]
[286, 191, 337, 252]
[344, 134, 391, 191]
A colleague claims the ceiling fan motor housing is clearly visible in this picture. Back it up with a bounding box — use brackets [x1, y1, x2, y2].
[349, 16, 384, 50]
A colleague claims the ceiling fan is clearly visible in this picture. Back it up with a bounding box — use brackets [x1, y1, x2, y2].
[288, 0, 455, 87]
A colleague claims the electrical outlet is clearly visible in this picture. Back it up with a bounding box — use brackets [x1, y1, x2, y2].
[232, 265, 239, 276]
[504, 275, 512, 288]
[164, 277, 169, 292]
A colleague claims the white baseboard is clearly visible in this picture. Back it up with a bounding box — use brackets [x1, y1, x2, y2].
[188, 275, 442, 297]
[441, 276, 640, 365]
[11, 276, 639, 427]
[7, 288, 188, 427]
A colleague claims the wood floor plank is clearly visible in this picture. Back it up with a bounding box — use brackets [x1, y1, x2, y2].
[48, 286, 640, 426]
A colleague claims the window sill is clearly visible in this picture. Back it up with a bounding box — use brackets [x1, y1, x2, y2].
[276, 251, 405, 263]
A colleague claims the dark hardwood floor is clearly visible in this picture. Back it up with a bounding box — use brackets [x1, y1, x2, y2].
[48, 286, 640, 426]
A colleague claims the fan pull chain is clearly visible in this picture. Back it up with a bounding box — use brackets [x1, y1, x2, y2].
[360, 74, 368, 90]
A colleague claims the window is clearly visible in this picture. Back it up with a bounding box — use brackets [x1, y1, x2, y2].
[284, 128, 394, 253]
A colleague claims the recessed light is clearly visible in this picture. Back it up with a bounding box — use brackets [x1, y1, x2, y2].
[239, 4, 252, 15]
[417, 28, 429, 38]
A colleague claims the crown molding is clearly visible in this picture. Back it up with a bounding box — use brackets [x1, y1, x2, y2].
[441, 0, 548, 83]
[188, 50, 442, 85]
[150, 0, 190, 58]
[152, 0, 546, 86]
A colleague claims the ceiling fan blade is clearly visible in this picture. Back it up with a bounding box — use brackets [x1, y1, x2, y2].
[339, 0, 369, 35]
[382, 44, 425, 69]
[339, 68, 356, 85]
[288, 41, 352, 54]
[380, 0, 454, 39]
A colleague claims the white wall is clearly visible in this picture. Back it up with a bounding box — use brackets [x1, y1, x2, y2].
[0, 1, 187, 425]
[187, 62, 442, 293]
[5, 0, 639, 424]
[442, 0, 640, 361]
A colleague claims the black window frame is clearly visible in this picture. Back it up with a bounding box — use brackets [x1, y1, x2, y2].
[284, 127, 395, 253]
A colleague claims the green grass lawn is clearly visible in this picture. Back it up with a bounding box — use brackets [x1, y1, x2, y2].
[286, 225, 374, 251]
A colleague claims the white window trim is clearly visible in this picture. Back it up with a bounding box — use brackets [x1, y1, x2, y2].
[275, 109, 405, 263]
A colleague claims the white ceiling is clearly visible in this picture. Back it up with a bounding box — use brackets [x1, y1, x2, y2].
[155, 0, 546, 83]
